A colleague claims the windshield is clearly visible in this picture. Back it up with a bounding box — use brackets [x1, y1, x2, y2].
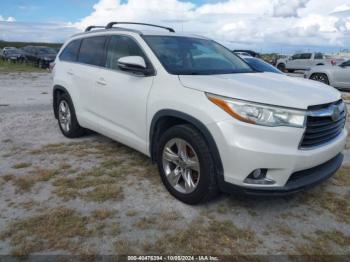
[143, 36, 253, 75]
[37, 48, 57, 55]
[6, 50, 22, 55]
[244, 57, 283, 74]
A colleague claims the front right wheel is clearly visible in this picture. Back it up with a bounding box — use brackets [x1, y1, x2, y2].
[156, 124, 218, 205]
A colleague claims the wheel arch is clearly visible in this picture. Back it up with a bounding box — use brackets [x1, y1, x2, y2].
[53, 85, 72, 119]
[149, 109, 224, 178]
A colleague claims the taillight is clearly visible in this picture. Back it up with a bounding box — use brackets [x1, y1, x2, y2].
[49, 62, 56, 72]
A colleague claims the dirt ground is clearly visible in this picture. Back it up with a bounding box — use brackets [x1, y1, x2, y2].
[0, 72, 349, 256]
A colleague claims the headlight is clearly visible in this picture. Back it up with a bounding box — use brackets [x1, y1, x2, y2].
[207, 93, 306, 128]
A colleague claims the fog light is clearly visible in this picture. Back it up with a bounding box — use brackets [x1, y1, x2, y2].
[244, 169, 275, 185]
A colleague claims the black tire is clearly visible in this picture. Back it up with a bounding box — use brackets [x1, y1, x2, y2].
[287, 69, 295, 73]
[277, 63, 286, 72]
[156, 124, 218, 205]
[310, 73, 329, 85]
[56, 93, 85, 138]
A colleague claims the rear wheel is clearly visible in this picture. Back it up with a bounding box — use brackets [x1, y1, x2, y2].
[156, 124, 218, 205]
[56, 93, 85, 138]
[310, 73, 329, 85]
[277, 63, 286, 72]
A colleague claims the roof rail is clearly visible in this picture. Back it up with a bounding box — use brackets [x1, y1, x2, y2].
[105, 22, 175, 33]
[85, 26, 105, 32]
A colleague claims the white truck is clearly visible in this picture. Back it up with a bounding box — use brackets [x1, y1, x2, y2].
[276, 52, 344, 73]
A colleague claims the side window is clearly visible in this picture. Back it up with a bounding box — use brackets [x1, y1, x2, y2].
[292, 54, 301, 60]
[78, 36, 106, 66]
[59, 39, 81, 62]
[314, 53, 323, 59]
[105, 35, 147, 71]
[300, 53, 312, 59]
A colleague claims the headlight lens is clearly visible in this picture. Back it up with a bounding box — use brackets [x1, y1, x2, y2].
[207, 93, 306, 128]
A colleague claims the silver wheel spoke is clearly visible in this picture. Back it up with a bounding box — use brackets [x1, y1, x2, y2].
[167, 168, 181, 187]
[163, 147, 180, 164]
[184, 157, 199, 172]
[58, 100, 71, 132]
[176, 140, 187, 159]
[183, 169, 196, 193]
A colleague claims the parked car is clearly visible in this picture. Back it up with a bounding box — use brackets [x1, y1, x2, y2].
[1, 48, 25, 62]
[233, 50, 260, 58]
[22, 46, 57, 68]
[52, 22, 347, 204]
[239, 55, 283, 74]
[276, 52, 345, 73]
[304, 60, 350, 90]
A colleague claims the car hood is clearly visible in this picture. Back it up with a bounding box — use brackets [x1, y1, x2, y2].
[179, 72, 341, 109]
[40, 54, 56, 60]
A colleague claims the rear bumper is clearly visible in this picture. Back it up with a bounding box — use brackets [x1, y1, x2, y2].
[218, 153, 343, 196]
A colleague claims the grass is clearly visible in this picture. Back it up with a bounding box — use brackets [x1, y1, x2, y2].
[0, 59, 44, 73]
[9, 168, 59, 192]
[141, 218, 259, 255]
[296, 230, 350, 255]
[83, 184, 123, 202]
[331, 165, 350, 186]
[91, 209, 116, 220]
[12, 162, 32, 169]
[0, 207, 88, 255]
[133, 212, 182, 231]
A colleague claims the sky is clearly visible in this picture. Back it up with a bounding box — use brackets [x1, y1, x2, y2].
[0, 0, 350, 53]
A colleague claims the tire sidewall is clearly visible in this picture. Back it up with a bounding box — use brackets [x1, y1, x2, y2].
[56, 93, 82, 138]
[156, 125, 215, 205]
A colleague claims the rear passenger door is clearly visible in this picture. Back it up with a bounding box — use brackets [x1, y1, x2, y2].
[95, 34, 154, 153]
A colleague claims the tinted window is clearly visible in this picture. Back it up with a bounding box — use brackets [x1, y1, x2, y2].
[78, 36, 106, 66]
[60, 40, 81, 62]
[292, 54, 301, 60]
[300, 53, 312, 59]
[106, 35, 147, 70]
[244, 58, 282, 74]
[143, 36, 252, 75]
[314, 53, 323, 59]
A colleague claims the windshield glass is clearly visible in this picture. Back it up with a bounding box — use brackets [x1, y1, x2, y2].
[244, 57, 282, 74]
[143, 36, 253, 75]
[37, 48, 57, 55]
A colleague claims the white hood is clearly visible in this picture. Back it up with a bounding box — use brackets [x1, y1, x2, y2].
[179, 72, 341, 109]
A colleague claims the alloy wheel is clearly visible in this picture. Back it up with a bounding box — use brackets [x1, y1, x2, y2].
[58, 100, 71, 133]
[162, 138, 200, 194]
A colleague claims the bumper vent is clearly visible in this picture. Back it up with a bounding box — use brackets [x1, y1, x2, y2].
[300, 100, 347, 149]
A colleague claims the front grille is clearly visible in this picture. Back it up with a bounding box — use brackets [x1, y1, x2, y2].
[300, 100, 347, 149]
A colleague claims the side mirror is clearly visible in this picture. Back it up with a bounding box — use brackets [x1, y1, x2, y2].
[117, 56, 154, 76]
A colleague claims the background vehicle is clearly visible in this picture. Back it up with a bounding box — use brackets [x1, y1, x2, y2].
[233, 49, 260, 58]
[276, 52, 345, 73]
[53, 22, 346, 204]
[1, 48, 25, 62]
[304, 60, 350, 90]
[240, 55, 283, 74]
[22, 46, 57, 68]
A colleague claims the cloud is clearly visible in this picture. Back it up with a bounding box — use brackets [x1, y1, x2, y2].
[0, 15, 16, 22]
[73, 0, 350, 49]
[0, 22, 78, 43]
[272, 0, 310, 17]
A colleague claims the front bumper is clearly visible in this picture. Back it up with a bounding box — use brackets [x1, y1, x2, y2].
[218, 153, 343, 195]
[206, 118, 347, 193]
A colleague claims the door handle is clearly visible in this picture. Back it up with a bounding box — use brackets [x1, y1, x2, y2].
[96, 78, 107, 86]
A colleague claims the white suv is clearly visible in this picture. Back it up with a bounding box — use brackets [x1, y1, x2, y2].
[52, 22, 347, 204]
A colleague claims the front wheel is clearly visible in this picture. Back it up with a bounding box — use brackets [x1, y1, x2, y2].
[156, 124, 218, 205]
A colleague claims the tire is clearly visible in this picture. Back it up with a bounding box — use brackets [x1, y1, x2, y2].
[287, 69, 295, 73]
[310, 73, 329, 85]
[156, 124, 218, 205]
[56, 93, 85, 138]
[277, 63, 286, 72]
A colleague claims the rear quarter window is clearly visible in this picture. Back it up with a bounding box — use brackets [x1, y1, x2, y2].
[59, 39, 81, 62]
[78, 36, 106, 66]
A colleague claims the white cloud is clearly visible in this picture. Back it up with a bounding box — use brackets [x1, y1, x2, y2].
[73, 0, 350, 49]
[0, 15, 16, 22]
